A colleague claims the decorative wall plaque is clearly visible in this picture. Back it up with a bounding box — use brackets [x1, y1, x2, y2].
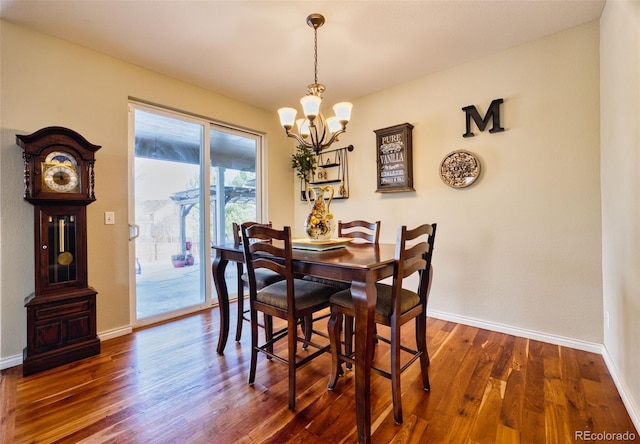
[375, 123, 414, 193]
[462, 98, 504, 138]
[439, 149, 481, 188]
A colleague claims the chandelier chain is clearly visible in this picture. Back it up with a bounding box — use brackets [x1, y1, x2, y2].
[313, 26, 318, 85]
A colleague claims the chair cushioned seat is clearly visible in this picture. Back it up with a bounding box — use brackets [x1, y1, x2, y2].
[329, 283, 420, 318]
[257, 279, 336, 311]
[302, 275, 351, 290]
[242, 269, 284, 288]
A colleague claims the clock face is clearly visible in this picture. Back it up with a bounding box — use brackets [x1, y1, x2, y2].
[42, 163, 80, 193]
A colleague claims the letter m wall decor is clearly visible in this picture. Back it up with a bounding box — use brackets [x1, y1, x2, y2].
[462, 98, 505, 138]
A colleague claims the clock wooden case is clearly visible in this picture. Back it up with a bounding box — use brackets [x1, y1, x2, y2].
[17, 126, 101, 376]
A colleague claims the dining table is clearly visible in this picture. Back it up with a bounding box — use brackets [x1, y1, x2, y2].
[211, 240, 397, 444]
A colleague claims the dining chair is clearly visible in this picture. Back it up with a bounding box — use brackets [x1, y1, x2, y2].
[302, 220, 381, 295]
[302, 220, 382, 352]
[327, 223, 437, 424]
[232, 221, 284, 342]
[303, 220, 380, 346]
[241, 224, 340, 410]
[333, 219, 382, 365]
[338, 219, 381, 244]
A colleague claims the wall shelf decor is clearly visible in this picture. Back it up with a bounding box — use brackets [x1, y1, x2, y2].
[300, 144, 353, 200]
[375, 123, 414, 193]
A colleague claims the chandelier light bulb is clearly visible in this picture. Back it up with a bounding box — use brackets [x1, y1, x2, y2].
[300, 95, 322, 120]
[297, 119, 311, 137]
[278, 107, 297, 130]
[326, 116, 341, 134]
[333, 102, 353, 123]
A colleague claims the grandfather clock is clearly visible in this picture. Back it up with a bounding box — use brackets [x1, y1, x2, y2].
[17, 126, 101, 376]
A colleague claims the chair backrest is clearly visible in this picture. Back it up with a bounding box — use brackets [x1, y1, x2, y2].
[392, 223, 437, 312]
[338, 220, 381, 244]
[241, 224, 295, 305]
[232, 221, 272, 247]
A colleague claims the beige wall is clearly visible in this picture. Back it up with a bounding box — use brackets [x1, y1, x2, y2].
[296, 21, 603, 344]
[0, 21, 293, 360]
[2, 4, 638, 428]
[0, 12, 605, 355]
[600, 0, 640, 426]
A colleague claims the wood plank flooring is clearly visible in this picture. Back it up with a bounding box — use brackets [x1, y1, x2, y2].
[2, 305, 638, 443]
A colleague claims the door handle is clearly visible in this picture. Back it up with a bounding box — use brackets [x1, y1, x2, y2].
[129, 224, 140, 241]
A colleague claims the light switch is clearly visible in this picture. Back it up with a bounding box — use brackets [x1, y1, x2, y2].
[105, 211, 115, 225]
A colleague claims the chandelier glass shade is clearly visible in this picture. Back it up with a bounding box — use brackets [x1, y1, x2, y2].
[278, 13, 352, 154]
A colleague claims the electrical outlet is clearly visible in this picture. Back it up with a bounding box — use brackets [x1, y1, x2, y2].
[104, 211, 115, 225]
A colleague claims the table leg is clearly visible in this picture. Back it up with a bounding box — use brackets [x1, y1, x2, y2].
[351, 275, 377, 444]
[212, 252, 230, 354]
[235, 261, 245, 341]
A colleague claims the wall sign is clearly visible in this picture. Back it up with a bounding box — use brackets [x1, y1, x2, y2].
[375, 123, 414, 193]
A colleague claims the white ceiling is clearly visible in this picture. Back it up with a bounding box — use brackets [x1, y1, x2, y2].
[0, 0, 605, 113]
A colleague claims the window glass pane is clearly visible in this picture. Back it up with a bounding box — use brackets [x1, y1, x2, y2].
[209, 127, 258, 304]
[209, 127, 257, 245]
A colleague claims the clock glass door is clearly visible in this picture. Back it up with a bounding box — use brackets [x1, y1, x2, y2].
[36, 205, 88, 294]
[48, 214, 77, 283]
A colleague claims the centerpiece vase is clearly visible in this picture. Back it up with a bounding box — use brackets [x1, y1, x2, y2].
[304, 185, 335, 240]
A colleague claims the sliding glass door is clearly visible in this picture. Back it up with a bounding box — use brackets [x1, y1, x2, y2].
[129, 104, 261, 326]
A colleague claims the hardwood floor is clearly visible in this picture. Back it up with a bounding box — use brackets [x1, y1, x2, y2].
[2, 305, 638, 443]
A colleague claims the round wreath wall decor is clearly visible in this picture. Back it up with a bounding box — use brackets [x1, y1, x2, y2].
[439, 149, 481, 188]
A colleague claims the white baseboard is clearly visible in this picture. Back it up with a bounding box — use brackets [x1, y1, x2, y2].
[97, 325, 133, 342]
[429, 309, 639, 434]
[428, 309, 602, 353]
[0, 353, 23, 370]
[601, 346, 640, 434]
[0, 325, 133, 371]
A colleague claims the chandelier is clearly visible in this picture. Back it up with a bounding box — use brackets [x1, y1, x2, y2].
[278, 13, 353, 154]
